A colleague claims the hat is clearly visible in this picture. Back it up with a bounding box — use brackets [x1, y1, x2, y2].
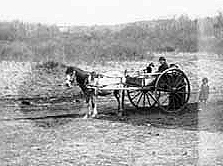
[159, 56, 166, 61]
[202, 77, 208, 83]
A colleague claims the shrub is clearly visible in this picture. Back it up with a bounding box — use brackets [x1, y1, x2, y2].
[37, 61, 61, 70]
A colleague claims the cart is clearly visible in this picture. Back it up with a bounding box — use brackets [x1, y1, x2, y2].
[88, 68, 190, 113]
[125, 68, 190, 113]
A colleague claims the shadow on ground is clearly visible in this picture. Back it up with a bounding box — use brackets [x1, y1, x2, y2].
[16, 98, 199, 130]
[3, 94, 223, 133]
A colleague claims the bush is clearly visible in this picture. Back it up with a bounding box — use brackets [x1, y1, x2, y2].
[37, 61, 60, 70]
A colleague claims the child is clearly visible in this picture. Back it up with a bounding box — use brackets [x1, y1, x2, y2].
[198, 77, 209, 104]
[145, 62, 154, 73]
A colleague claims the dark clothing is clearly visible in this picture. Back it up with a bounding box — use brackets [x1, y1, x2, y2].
[158, 62, 169, 72]
[199, 84, 209, 102]
[146, 66, 152, 73]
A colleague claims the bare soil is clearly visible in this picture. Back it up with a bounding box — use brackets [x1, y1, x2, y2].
[0, 56, 223, 166]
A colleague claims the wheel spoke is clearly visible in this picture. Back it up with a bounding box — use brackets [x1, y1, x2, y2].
[173, 73, 181, 86]
[176, 89, 188, 95]
[175, 92, 183, 100]
[175, 92, 186, 104]
[131, 91, 141, 100]
[137, 93, 143, 105]
[148, 92, 157, 102]
[156, 87, 172, 93]
[146, 93, 152, 106]
[143, 93, 146, 107]
[176, 84, 186, 90]
[175, 77, 184, 88]
[177, 91, 189, 94]
[172, 94, 176, 110]
[169, 74, 175, 86]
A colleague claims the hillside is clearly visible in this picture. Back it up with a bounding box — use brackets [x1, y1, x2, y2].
[0, 14, 223, 62]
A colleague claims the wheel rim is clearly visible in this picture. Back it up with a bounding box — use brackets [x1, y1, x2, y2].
[127, 88, 157, 109]
[155, 68, 190, 113]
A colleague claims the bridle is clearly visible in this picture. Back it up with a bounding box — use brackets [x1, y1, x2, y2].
[65, 71, 77, 87]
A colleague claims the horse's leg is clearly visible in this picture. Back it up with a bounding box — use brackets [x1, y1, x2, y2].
[83, 98, 90, 119]
[91, 94, 98, 118]
[114, 89, 126, 116]
[121, 90, 125, 115]
[113, 90, 120, 112]
[83, 92, 92, 119]
[88, 87, 97, 118]
[117, 90, 125, 117]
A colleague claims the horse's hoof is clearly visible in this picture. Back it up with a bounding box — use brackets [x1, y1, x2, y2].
[92, 114, 98, 118]
[117, 112, 123, 117]
[83, 114, 89, 119]
[73, 99, 80, 103]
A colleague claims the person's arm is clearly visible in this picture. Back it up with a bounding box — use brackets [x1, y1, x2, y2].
[157, 63, 168, 73]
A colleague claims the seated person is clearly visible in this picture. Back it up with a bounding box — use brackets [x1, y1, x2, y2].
[143, 57, 168, 74]
[144, 62, 155, 73]
[145, 56, 169, 88]
[126, 57, 169, 87]
[157, 56, 169, 72]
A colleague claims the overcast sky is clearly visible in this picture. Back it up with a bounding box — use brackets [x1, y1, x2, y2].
[0, 0, 223, 26]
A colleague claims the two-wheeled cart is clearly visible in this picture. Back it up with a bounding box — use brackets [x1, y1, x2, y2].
[88, 68, 190, 113]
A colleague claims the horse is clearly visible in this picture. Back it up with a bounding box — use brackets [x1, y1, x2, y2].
[65, 66, 126, 118]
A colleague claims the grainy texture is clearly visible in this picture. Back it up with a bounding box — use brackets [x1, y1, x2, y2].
[0, 54, 223, 166]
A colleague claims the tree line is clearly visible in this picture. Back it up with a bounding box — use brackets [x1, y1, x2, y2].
[0, 13, 223, 62]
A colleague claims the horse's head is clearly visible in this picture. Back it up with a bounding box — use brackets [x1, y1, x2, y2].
[65, 67, 76, 87]
[65, 66, 97, 88]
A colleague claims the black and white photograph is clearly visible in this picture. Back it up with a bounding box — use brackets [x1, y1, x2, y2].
[0, 0, 223, 165]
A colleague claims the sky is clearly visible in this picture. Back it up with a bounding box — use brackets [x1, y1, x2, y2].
[0, 0, 223, 26]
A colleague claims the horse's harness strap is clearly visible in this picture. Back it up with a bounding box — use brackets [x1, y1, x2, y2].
[99, 74, 124, 79]
[87, 82, 124, 88]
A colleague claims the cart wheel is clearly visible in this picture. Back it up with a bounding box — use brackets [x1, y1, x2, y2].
[154, 68, 190, 113]
[127, 88, 157, 109]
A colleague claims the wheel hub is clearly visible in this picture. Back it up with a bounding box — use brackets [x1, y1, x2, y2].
[172, 87, 177, 93]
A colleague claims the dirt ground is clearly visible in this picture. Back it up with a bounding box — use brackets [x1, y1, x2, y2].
[1, 98, 223, 166]
[0, 57, 223, 166]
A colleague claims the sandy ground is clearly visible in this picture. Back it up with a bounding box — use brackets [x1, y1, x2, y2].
[0, 56, 223, 166]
